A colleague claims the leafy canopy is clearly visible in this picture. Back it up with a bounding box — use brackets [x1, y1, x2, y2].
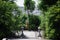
[24, 0, 35, 12]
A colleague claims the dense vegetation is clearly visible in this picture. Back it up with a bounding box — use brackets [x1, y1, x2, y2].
[24, 0, 35, 29]
[29, 15, 40, 31]
[0, 0, 60, 40]
[0, 0, 40, 40]
[38, 0, 60, 40]
[0, 0, 21, 39]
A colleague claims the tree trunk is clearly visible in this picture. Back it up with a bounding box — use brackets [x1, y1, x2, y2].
[26, 10, 30, 30]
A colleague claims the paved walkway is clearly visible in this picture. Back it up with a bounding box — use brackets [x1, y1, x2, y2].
[8, 37, 44, 40]
[14, 30, 43, 38]
[3, 30, 47, 40]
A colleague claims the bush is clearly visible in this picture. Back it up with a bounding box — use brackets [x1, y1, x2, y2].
[29, 15, 41, 31]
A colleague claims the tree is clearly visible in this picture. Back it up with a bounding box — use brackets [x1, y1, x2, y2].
[29, 15, 41, 31]
[24, 0, 35, 12]
[38, 0, 60, 39]
[46, 4, 60, 39]
[24, 0, 35, 29]
[10, 9, 22, 31]
[38, 0, 58, 11]
[0, 0, 19, 39]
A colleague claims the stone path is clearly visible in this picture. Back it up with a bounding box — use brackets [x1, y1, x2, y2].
[8, 37, 43, 40]
[3, 30, 47, 40]
[14, 30, 42, 38]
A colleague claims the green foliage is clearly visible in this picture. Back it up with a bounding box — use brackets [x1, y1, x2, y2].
[0, 0, 19, 39]
[29, 15, 41, 31]
[10, 10, 21, 30]
[24, 0, 35, 12]
[39, 14, 45, 29]
[38, 0, 60, 39]
[38, 0, 58, 11]
[11, 13, 27, 30]
[47, 5, 60, 39]
[24, 0, 35, 29]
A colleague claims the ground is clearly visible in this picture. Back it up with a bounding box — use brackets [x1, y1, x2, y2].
[2, 30, 48, 40]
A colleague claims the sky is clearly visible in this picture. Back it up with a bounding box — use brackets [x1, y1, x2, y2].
[15, 0, 38, 7]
